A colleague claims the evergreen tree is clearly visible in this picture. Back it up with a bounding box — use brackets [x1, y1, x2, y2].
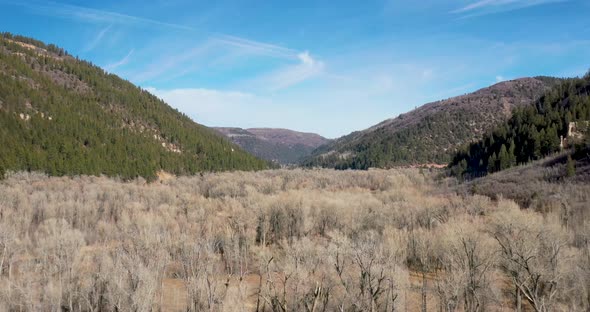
[487, 153, 497, 173]
[0, 33, 270, 179]
[450, 74, 590, 177]
[508, 140, 517, 167]
[498, 144, 510, 171]
[566, 155, 575, 177]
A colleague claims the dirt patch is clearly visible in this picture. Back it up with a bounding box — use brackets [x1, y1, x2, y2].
[157, 171, 175, 182]
[160, 278, 188, 312]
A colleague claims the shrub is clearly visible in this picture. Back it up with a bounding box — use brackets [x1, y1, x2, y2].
[0, 168, 588, 311]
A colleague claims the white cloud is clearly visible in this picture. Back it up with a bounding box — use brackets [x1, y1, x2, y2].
[104, 49, 134, 71]
[144, 87, 286, 129]
[495, 75, 505, 82]
[145, 87, 259, 115]
[214, 35, 298, 60]
[11, 0, 195, 31]
[451, 0, 566, 15]
[84, 25, 111, 52]
[10, 1, 302, 62]
[246, 51, 325, 91]
[453, 0, 513, 13]
[131, 42, 214, 82]
[298, 51, 315, 65]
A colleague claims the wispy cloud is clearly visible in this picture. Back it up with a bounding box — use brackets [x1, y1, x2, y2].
[104, 49, 134, 71]
[451, 0, 566, 16]
[247, 51, 325, 91]
[131, 42, 214, 82]
[5, 0, 312, 67]
[7, 0, 195, 31]
[214, 35, 299, 60]
[495, 75, 506, 82]
[5, 0, 331, 92]
[84, 25, 111, 52]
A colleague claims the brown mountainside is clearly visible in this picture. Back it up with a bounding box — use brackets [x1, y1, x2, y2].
[214, 127, 331, 164]
[303, 77, 562, 169]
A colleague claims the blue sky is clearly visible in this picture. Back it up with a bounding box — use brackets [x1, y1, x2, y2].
[1, 0, 589, 138]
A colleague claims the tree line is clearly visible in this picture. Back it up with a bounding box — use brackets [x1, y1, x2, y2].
[450, 72, 590, 178]
[302, 77, 560, 170]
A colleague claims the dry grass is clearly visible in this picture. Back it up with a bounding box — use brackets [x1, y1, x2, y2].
[0, 169, 587, 311]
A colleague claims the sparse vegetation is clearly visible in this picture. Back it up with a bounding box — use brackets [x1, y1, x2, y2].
[0, 169, 588, 311]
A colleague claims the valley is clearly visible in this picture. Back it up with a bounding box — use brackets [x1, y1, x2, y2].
[0, 2, 589, 310]
[214, 127, 330, 165]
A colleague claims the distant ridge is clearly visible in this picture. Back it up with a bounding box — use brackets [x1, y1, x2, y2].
[302, 77, 562, 169]
[214, 127, 331, 164]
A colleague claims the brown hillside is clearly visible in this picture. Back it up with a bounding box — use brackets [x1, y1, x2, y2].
[304, 77, 562, 168]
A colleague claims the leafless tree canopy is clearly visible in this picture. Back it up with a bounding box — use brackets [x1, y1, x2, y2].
[0, 169, 587, 311]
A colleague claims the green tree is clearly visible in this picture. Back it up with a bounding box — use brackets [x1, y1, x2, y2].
[498, 144, 510, 171]
[508, 140, 517, 167]
[0, 34, 270, 179]
[530, 126, 542, 160]
[450, 75, 590, 177]
[487, 153, 498, 173]
[566, 155, 575, 177]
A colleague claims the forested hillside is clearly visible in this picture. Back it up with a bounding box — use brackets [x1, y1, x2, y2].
[302, 77, 561, 169]
[214, 127, 330, 164]
[0, 33, 268, 180]
[450, 72, 590, 178]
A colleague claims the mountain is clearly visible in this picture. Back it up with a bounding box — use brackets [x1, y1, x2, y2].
[214, 127, 331, 164]
[302, 77, 562, 169]
[0, 33, 269, 180]
[450, 73, 590, 179]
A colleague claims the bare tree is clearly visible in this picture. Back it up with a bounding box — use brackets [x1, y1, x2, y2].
[489, 208, 570, 312]
[0, 169, 587, 311]
[408, 227, 437, 312]
[435, 219, 497, 312]
[35, 218, 85, 311]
